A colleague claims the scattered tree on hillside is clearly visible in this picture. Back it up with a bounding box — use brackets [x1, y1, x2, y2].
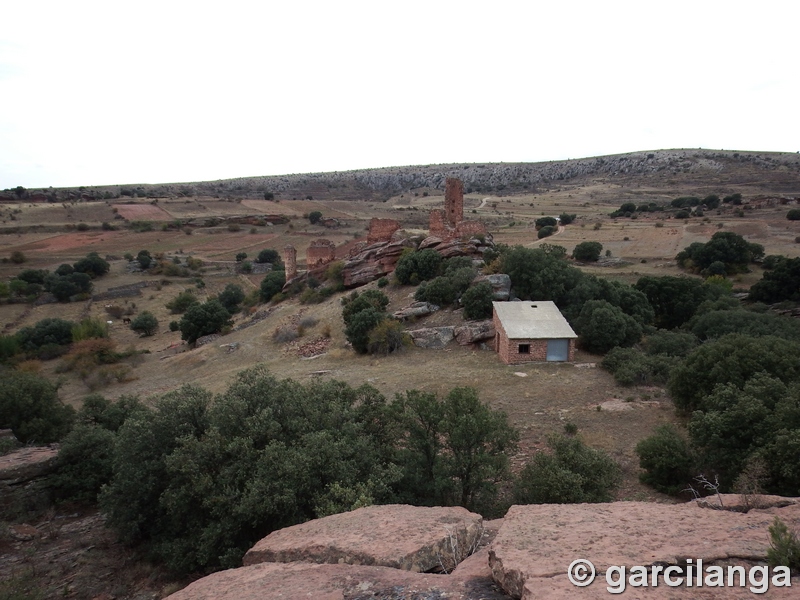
[573, 241, 603, 262]
[130, 311, 159, 336]
[308, 211, 323, 224]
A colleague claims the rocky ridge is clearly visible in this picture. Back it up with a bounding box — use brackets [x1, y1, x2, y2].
[167, 497, 800, 600]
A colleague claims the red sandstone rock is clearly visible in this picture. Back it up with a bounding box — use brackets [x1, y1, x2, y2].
[244, 504, 483, 574]
[0, 445, 59, 484]
[165, 560, 509, 600]
[408, 327, 456, 349]
[454, 320, 495, 345]
[489, 501, 800, 599]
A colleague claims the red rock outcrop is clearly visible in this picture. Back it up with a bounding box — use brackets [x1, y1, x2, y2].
[454, 320, 495, 345]
[489, 500, 800, 599]
[244, 504, 483, 574]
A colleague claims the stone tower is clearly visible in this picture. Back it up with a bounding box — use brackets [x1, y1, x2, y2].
[283, 245, 297, 280]
[445, 178, 464, 227]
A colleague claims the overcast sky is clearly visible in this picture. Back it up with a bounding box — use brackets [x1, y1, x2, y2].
[1, 1, 797, 189]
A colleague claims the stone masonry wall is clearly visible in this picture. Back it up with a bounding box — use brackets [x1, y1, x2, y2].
[283, 245, 297, 280]
[367, 218, 400, 244]
[306, 239, 336, 267]
[428, 210, 447, 238]
[444, 178, 464, 227]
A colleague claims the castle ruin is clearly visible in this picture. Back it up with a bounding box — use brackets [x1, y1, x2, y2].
[429, 177, 486, 240]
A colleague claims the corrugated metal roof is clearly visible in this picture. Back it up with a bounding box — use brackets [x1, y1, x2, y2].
[493, 301, 577, 339]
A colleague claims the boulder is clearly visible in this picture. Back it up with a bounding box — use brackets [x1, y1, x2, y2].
[0, 445, 59, 484]
[341, 238, 415, 287]
[409, 326, 455, 349]
[454, 320, 495, 345]
[165, 560, 509, 600]
[489, 500, 800, 599]
[244, 504, 483, 573]
[392, 301, 440, 321]
[473, 274, 511, 301]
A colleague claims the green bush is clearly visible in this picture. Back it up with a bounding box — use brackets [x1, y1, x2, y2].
[73, 252, 110, 278]
[256, 248, 281, 264]
[787, 209, 800, 221]
[17, 318, 74, 354]
[377, 277, 388, 288]
[166, 290, 197, 314]
[178, 300, 232, 344]
[513, 435, 620, 504]
[767, 518, 800, 573]
[308, 211, 323, 224]
[635, 425, 695, 495]
[600, 347, 680, 386]
[535, 216, 557, 228]
[394, 249, 442, 285]
[345, 307, 385, 354]
[367, 319, 408, 355]
[461, 282, 494, 320]
[130, 311, 159, 336]
[137, 250, 152, 269]
[260, 270, 286, 302]
[50, 424, 116, 503]
[72, 318, 109, 342]
[218, 284, 245, 314]
[573, 241, 603, 262]
[0, 371, 74, 443]
[537, 225, 555, 239]
[574, 300, 642, 354]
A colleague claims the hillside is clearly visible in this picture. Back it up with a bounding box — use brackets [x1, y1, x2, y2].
[6, 149, 800, 203]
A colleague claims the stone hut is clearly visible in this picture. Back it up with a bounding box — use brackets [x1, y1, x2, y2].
[492, 301, 576, 364]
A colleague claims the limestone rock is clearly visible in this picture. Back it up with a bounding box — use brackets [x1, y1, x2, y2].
[454, 320, 496, 345]
[392, 301, 440, 321]
[473, 274, 511, 301]
[165, 560, 509, 600]
[408, 326, 455, 349]
[489, 501, 800, 599]
[244, 504, 483, 573]
[0, 445, 59, 484]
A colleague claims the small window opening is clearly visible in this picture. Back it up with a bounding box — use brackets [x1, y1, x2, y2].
[518, 344, 530, 354]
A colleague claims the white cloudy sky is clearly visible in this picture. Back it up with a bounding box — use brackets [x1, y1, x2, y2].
[1, 1, 797, 189]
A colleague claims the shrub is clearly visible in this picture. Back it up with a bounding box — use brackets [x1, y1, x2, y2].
[178, 299, 233, 344]
[377, 277, 388, 288]
[345, 307, 385, 353]
[218, 284, 245, 314]
[260, 270, 286, 302]
[573, 241, 603, 262]
[72, 318, 109, 342]
[414, 276, 457, 306]
[137, 250, 152, 269]
[235, 252, 247, 262]
[767, 518, 800, 573]
[73, 252, 110, 278]
[559, 213, 576, 225]
[367, 319, 408, 355]
[513, 435, 620, 504]
[50, 424, 116, 503]
[308, 211, 323, 224]
[256, 248, 280, 264]
[130, 311, 159, 336]
[461, 282, 494, 320]
[574, 300, 642, 354]
[0, 371, 74, 443]
[789, 210, 800, 221]
[169, 321, 179, 332]
[166, 290, 197, 314]
[9, 250, 25, 264]
[535, 216, 557, 229]
[17, 318, 74, 354]
[240, 260, 253, 273]
[635, 425, 695, 495]
[394, 249, 442, 285]
[537, 225, 555, 239]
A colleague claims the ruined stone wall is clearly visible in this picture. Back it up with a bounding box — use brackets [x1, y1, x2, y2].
[428, 210, 447, 238]
[367, 218, 400, 244]
[444, 178, 464, 227]
[456, 220, 487, 238]
[283, 245, 297, 280]
[306, 239, 336, 267]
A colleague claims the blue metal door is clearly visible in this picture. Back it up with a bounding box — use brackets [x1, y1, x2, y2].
[546, 339, 569, 361]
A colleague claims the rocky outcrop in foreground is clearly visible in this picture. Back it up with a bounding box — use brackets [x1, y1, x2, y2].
[167, 497, 800, 600]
